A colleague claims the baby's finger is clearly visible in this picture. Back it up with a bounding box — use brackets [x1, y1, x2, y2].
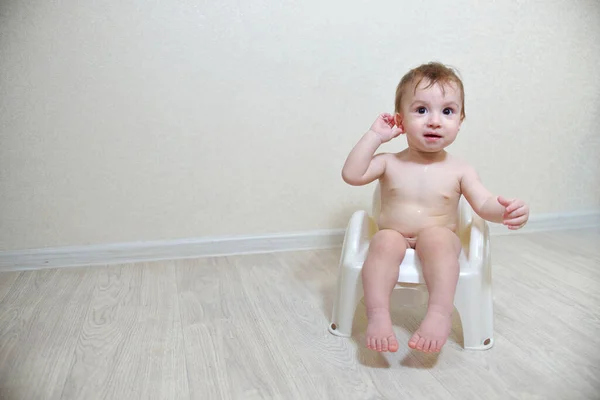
[391, 127, 403, 138]
[505, 199, 524, 213]
[381, 112, 394, 121]
[505, 207, 526, 219]
[382, 114, 395, 127]
[508, 222, 527, 230]
[504, 215, 528, 226]
[497, 196, 513, 207]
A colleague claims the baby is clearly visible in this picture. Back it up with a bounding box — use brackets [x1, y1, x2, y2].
[341, 62, 529, 353]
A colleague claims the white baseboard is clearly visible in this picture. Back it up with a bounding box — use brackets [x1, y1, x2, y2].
[1, 211, 598, 272]
[487, 210, 600, 235]
[0, 229, 346, 272]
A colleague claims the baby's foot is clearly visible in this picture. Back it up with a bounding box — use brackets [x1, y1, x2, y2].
[408, 308, 452, 353]
[365, 307, 398, 352]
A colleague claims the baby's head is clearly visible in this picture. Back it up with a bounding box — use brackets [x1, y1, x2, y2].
[394, 62, 465, 121]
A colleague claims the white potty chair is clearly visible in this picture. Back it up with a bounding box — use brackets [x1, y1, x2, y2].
[328, 185, 494, 350]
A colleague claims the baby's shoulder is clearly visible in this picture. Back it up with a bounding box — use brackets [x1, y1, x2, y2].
[383, 149, 410, 162]
[374, 150, 406, 165]
[445, 154, 477, 175]
[377, 151, 410, 178]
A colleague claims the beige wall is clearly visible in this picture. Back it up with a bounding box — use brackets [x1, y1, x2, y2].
[1, 0, 599, 251]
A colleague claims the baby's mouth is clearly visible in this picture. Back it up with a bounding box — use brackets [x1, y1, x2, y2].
[424, 133, 442, 138]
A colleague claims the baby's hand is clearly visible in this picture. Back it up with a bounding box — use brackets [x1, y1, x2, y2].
[498, 196, 529, 230]
[369, 113, 403, 143]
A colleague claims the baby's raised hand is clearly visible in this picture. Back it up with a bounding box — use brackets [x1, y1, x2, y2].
[498, 196, 529, 230]
[369, 113, 403, 143]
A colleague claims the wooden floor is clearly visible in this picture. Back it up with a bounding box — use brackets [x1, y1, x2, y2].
[0, 228, 599, 400]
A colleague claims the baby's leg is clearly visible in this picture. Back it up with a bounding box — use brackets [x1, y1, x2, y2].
[409, 227, 461, 353]
[362, 229, 408, 352]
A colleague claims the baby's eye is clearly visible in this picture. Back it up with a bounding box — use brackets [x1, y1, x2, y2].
[416, 107, 427, 114]
[443, 107, 454, 115]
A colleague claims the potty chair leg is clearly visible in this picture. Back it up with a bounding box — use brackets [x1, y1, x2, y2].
[454, 274, 494, 350]
[329, 261, 363, 337]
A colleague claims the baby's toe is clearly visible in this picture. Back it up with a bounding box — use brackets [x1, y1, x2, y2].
[388, 337, 399, 352]
[408, 333, 420, 349]
[429, 340, 438, 353]
[437, 338, 447, 351]
[367, 337, 375, 350]
[381, 338, 389, 352]
[423, 339, 432, 352]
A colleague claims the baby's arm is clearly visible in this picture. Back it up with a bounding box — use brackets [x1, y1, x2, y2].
[461, 166, 529, 229]
[341, 132, 386, 186]
[342, 113, 402, 186]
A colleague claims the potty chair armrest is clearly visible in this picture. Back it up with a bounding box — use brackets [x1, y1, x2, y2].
[340, 210, 376, 268]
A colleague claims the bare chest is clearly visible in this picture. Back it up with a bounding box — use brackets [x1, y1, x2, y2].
[381, 160, 462, 204]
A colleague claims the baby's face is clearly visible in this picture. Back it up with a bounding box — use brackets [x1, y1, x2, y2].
[396, 80, 463, 153]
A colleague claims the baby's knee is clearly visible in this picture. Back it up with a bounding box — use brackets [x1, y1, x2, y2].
[370, 229, 407, 254]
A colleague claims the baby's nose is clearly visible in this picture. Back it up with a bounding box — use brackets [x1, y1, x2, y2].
[427, 113, 441, 127]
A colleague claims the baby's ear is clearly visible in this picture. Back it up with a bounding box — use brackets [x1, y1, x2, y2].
[395, 113, 405, 133]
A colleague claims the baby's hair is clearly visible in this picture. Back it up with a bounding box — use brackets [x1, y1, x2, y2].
[394, 62, 465, 120]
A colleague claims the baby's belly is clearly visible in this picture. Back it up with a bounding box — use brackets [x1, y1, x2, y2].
[377, 202, 458, 238]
